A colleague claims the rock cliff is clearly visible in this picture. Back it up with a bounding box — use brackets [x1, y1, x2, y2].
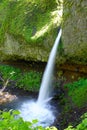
[0, 0, 87, 65]
[0, 0, 62, 62]
[62, 0, 87, 64]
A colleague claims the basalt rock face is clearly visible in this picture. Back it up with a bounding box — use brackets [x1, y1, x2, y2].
[1, 33, 49, 62]
[0, 0, 62, 62]
[62, 0, 87, 65]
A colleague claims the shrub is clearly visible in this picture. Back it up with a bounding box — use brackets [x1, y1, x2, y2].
[0, 65, 21, 80]
[0, 110, 57, 130]
[0, 65, 42, 92]
[17, 71, 42, 91]
[0, 110, 87, 130]
[64, 78, 87, 107]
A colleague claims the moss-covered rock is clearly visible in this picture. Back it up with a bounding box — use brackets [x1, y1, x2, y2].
[0, 0, 87, 65]
[0, 0, 63, 62]
[62, 0, 87, 64]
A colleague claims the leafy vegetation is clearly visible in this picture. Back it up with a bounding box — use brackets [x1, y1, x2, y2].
[0, 110, 57, 130]
[0, 65, 21, 80]
[64, 78, 87, 107]
[0, 110, 87, 130]
[0, 65, 42, 91]
[0, 65, 87, 129]
[65, 113, 87, 130]
[17, 71, 42, 91]
[0, 71, 15, 93]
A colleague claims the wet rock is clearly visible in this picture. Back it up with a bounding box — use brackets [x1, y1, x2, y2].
[0, 91, 17, 104]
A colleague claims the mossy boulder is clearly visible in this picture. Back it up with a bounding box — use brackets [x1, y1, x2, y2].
[0, 0, 62, 62]
[62, 0, 87, 64]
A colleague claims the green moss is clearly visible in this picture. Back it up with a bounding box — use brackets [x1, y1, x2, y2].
[0, 0, 60, 45]
[0, 0, 9, 44]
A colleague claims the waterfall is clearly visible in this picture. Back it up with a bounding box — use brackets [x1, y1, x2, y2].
[37, 29, 62, 105]
[20, 29, 62, 127]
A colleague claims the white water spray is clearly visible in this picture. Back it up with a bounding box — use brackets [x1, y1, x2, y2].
[37, 29, 62, 104]
[20, 29, 62, 127]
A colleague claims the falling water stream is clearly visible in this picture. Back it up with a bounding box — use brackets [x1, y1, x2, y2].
[37, 29, 62, 105]
[20, 29, 62, 127]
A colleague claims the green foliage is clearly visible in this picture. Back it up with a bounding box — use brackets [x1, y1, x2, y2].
[65, 113, 87, 130]
[0, 110, 57, 130]
[0, 110, 87, 130]
[65, 78, 87, 107]
[0, 65, 42, 91]
[17, 71, 42, 91]
[0, 65, 21, 80]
